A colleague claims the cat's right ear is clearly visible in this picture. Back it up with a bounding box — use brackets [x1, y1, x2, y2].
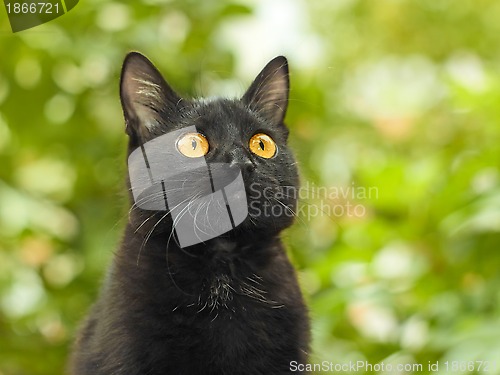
[120, 52, 181, 141]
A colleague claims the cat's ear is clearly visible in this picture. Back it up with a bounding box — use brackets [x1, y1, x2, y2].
[120, 52, 182, 140]
[242, 56, 289, 125]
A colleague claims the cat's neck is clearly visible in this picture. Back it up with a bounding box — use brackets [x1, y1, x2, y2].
[118, 223, 282, 277]
[124, 220, 281, 254]
[111, 223, 285, 311]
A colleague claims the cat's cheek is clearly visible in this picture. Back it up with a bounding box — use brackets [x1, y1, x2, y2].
[129, 209, 173, 237]
[248, 199, 261, 219]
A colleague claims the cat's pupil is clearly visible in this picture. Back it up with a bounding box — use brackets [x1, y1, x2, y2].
[191, 138, 197, 150]
[259, 140, 265, 150]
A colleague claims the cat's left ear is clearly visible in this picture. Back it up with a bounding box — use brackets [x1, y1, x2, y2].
[242, 56, 289, 126]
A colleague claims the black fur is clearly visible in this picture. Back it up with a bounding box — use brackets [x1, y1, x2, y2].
[69, 52, 310, 375]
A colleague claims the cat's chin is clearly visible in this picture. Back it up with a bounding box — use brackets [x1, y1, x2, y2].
[234, 216, 294, 238]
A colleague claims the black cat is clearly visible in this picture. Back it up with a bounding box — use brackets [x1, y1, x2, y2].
[69, 52, 310, 375]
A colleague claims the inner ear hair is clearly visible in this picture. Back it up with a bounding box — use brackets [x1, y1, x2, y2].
[120, 52, 182, 140]
[242, 56, 290, 125]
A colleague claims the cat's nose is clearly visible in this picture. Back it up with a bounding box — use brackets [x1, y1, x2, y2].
[228, 150, 255, 173]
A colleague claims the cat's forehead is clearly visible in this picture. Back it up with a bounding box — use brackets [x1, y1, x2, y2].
[193, 98, 251, 120]
[187, 98, 276, 135]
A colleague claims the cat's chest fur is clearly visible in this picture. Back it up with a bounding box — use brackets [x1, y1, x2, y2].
[100, 230, 308, 374]
[183, 239, 285, 312]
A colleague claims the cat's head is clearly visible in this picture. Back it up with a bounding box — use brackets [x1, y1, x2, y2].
[120, 52, 299, 245]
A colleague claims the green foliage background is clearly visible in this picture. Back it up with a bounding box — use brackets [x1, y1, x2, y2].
[1, 0, 500, 374]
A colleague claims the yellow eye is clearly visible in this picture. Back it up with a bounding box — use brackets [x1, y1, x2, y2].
[176, 133, 209, 158]
[249, 133, 277, 159]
